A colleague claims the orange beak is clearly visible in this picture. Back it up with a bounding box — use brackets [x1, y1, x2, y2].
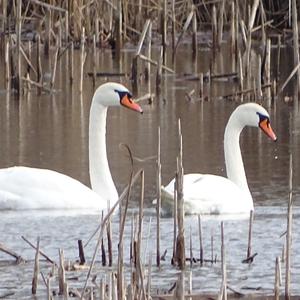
[121, 94, 143, 113]
[259, 119, 277, 141]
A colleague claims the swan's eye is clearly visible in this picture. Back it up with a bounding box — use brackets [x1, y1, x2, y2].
[115, 90, 132, 102]
[256, 112, 269, 126]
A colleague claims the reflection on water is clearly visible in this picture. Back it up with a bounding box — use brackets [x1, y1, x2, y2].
[0, 44, 300, 296]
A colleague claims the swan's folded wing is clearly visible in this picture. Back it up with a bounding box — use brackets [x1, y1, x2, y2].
[0, 166, 107, 210]
[162, 173, 253, 214]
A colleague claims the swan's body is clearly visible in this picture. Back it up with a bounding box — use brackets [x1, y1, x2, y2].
[161, 103, 277, 215]
[0, 167, 104, 210]
[0, 82, 142, 211]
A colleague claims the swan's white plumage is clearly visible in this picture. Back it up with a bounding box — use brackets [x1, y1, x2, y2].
[0, 166, 104, 210]
[161, 103, 276, 215]
[0, 82, 142, 211]
[162, 174, 253, 215]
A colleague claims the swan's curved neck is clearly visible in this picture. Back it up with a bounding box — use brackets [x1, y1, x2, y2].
[89, 99, 118, 204]
[224, 114, 250, 195]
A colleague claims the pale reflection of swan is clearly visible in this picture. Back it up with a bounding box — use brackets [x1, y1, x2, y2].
[0, 82, 143, 210]
[161, 103, 277, 215]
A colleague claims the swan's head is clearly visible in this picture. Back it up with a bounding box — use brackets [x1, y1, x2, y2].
[235, 103, 277, 141]
[93, 82, 143, 113]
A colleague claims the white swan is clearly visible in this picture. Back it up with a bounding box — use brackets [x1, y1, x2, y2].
[161, 103, 277, 215]
[0, 82, 142, 210]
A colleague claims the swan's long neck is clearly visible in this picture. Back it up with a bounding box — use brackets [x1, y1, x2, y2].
[89, 99, 118, 204]
[224, 114, 251, 196]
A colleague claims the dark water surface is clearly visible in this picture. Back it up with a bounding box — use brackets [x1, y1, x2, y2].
[0, 44, 300, 297]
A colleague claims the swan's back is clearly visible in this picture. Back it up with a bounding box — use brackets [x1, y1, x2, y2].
[0, 166, 107, 210]
[162, 173, 253, 215]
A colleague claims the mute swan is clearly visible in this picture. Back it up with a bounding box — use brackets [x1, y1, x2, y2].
[161, 103, 277, 215]
[0, 82, 142, 210]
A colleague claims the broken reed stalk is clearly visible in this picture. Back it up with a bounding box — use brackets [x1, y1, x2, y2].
[22, 43, 37, 77]
[259, 1, 267, 55]
[176, 119, 185, 269]
[172, 177, 178, 265]
[257, 55, 262, 101]
[217, 0, 225, 49]
[136, 170, 146, 299]
[78, 240, 86, 265]
[145, 20, 152, 83]
[292, 0, 300, 90]
[115, 0, 123, 56]
[247, 210, 254, 259]
[162, 0, 167, 65]
[92, 34, 97, 86]
[47, 276, 51, 300]
[218, 222, 227, 300]
[244, 31, 252, 94]
[285, 154, 293, 300]
[5, 37, 10, 90]
[198, 215, 204, 265]
[249, 0, 260, 32]
[101, 213, 107, 266]
[171, 0, 176, 56]
[99, 279, 105, 300]
[21, 236, 54, 264]
[112, 271, 117, 300]
[44, 8, 51, 56]
[50, 46, 59, 90]
[156, 46, 163, 96]
[146, 251, 152, 297]
[192, 5, 197, 58]
[58, 249, 66, 295]
[117, 181, 133, 300]
[130, 215, 135, 276]
[139, 54, 174, 74]
[212, 5, 217, 55]
[175, 271, 185, 300]
[276, 35, 281, 80]
[31, 237, 40, 295]
[189, 226, 193, 267]
[0, 242, 24, 263]
[146, 27, 153, 103]
[265, 39, 271, 103]
[132, 19, 151, 85]
[107, 202, 113, 267]
[275, 256, 281, 299]
[15, 0, 22, 96]
[156, 126, 161, 267]
[188, 271, 192, 300]
[173, 8, 194, 61]
[79, 28, 86, 94]
[238, 50, 244, 102]
[199, 73, 204, 100]
[211, 229, 214, 264]
[279, 62, 300, 94]
[69, 42, 74, 85]
[64, 282, 69, 300]
[36, 34, 42, 94]
[230, 1, 236, 71]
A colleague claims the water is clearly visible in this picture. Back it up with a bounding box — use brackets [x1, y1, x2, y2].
[0, 44, 300, 297]
[1, 207, 300, 297]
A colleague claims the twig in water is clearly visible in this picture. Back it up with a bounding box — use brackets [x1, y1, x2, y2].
[160, 249, 167, 261]
[22, 236, 55, 264]
[0, 242, 25, 263]
[242, 252, 258, 264]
